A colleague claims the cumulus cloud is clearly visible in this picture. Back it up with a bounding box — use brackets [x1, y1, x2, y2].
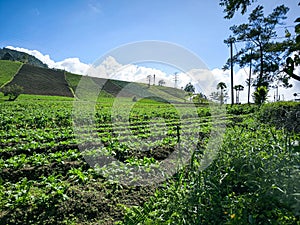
[54, 58, 90, 75]
[6, 46, 90, 75]
[88, 56, 172, 85]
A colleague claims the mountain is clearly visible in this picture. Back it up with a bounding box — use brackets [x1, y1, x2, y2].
[0, 48, 48, 68]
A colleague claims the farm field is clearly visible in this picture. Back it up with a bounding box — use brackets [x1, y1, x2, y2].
[8, 64, 74, 97]
[0, 96, 299, 225]
[0, 60, 22, 87]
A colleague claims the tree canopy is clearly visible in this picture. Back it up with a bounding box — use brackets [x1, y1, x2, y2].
[220, 0, 258, 19]
[224, 5, 291, 89]
[184, 82, 195, 93]
[221, 0, 300, 87]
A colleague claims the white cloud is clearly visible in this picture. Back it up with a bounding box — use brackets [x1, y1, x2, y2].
[6, 46, 90, 75]
[88, 56, 171, 85]
[54, 58, 90, 75]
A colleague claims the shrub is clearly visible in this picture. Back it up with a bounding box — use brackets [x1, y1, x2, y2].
[253, 86, 268, 105]
[257, 102, 300, 132]
[1, 84, 23, 101]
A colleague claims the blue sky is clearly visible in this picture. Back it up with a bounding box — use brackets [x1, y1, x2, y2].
[1, 0, 298, 69]
[0, 0, 299, 102]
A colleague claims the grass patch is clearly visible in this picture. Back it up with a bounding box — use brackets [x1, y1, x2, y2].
[0, 60, 22, 87]
[16, 94, 74, 102]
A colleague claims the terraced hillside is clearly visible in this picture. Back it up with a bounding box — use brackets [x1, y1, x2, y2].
[8, 64, 73, 97]
[66, 72, 187, 102]
[0, 60, 22, 87]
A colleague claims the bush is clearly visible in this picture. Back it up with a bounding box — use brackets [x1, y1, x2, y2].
[226, 104, 258, 115]
[1, 84, 23, 101]
[253, 86, 268, 105]
[257, 102, 300, 132]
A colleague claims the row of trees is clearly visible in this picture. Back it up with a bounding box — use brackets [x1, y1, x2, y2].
[146, 74, 167, 87]
[209, 81, 268, 105]
[221, 0, 300, 104]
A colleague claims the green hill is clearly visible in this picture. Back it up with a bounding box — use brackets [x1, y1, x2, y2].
[1, 61, 188, 102]
[65, 72, 187, 102]
[0, 60, 22, 87]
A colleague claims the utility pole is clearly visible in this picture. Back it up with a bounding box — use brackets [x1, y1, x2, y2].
[153, 74, 155, 85]
[248, 57, 252, 104]
[174, 72, 178, 88]
[230, 40, 234, 105]
[147, 75, 151, 88]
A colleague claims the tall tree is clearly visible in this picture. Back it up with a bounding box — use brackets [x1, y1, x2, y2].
[147, 75, 151, 88]
[158, 79, 166, 86]
[233, 84, 244, 103]
[224, 5, 290, 90]
[221, 1, 300, 83]
[217, 82, 227, 105]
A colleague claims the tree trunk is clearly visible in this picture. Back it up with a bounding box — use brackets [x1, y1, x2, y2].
[248, 57, 252, 104]
[258, 41, 263, 87]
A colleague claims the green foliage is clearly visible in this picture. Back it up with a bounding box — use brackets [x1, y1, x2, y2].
[258, 101, 300, 132]
[192, 93, 208, 104]
[0, 97, 208, 224]
[224, 5, 290, 88]
[184, 82, 195, 93]
[0, 96, 299, 224]
[220, 0, 258, 19]
[211, 82, 228, 105]
[17, 94, 74, 101]
[226, 103, 258, 115]
[1, 84, 23, 101]
[283, 8, 300, 82]
[132, 96, 137, 102]
[253, 86, 268, 105]
[120, 109, 299, 224]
